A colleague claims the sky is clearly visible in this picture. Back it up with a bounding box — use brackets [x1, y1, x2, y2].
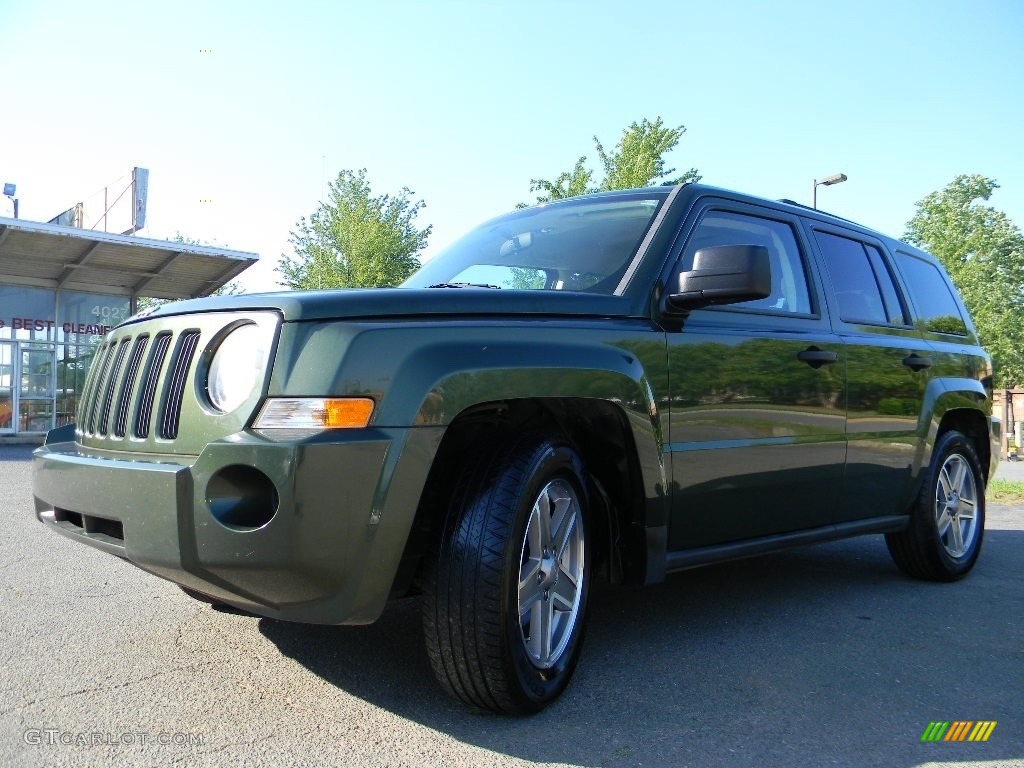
[1, 0, 1022, 293]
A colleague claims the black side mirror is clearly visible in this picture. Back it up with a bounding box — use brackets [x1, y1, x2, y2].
[663, 244, 771, 313]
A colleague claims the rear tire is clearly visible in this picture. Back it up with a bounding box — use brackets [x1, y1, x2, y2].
[886, 430, 985, 581]
[422, 434, 591, 714]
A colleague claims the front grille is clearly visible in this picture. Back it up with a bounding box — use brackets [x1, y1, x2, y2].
[74, 311, 279, 452]
[78, 327, 201, 441]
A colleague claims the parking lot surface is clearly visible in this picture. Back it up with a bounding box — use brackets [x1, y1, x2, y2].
[1, 444, 1021, 767]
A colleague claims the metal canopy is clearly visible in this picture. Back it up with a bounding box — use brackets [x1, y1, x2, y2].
[0, 216, 258, 300]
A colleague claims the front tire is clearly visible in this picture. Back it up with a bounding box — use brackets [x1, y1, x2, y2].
[422, 435, 592, 714]
[886, 430, 985, 581]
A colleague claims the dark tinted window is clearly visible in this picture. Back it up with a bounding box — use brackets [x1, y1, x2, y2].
[864, 245, 908, 325]
[816, 231, 905, 325]
[895, 252, 968, 335]
[681, 211, 812, 314]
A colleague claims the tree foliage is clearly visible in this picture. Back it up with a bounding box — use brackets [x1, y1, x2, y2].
[278, 169, 431, 290]
[905, 174, 1024, 386]
[525, 117, 701, 205]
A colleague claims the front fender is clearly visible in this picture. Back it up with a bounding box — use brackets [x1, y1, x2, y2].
[269, 319, 671, 566]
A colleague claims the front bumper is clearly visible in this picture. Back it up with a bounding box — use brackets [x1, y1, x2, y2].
[33, 427, 441, 624]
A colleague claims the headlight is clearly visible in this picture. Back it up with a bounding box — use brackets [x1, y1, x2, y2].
[206, 323, 271, 413]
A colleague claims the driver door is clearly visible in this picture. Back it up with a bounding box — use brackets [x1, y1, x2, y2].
[665, 204, 847, 550]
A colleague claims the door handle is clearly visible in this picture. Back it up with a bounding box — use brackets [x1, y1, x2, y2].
[797, 347, 839, 369]
[902, 354, 933, 372]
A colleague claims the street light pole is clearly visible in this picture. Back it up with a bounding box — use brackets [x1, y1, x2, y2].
[2, 182, 17, 219]
[813, 173, 848, 209]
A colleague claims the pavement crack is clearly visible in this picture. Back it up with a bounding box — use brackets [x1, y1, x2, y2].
[0, 555, 30, 571]
[168, 731, 279, 763]
[0, 660, 223, 717]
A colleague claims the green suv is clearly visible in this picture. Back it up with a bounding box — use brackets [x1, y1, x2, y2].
[33, 184, 998, 714]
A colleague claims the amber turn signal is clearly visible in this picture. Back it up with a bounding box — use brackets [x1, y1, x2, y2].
[254, 397, 375, 430]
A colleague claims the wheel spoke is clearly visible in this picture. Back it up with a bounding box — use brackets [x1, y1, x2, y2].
[538, 597, 554, 662]
[519, 563, 544, 614]
[957, 498, 976, 520]
[529, 495, 550, 554]
[550, 569, 578, 612]
[551, 498, 577, 560]
[522, 601, 542, 660]
[950, 458, 968, 496]
[949, 518, 965, 554]
[935, 508, 953, 537]
[937, 466, 954, 501]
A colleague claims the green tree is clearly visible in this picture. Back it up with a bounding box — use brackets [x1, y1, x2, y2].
[905, 174, 1024, 386]
[526, 117, 701, 204]
[279, 168, 431, 289]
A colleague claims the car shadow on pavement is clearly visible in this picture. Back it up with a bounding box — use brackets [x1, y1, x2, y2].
[258, 522, 1024, 767]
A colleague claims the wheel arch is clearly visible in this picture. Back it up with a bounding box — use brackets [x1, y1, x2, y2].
[935, 408, 993, 486]
[395, 395, 664, 598]
[924, 377, 995, 485]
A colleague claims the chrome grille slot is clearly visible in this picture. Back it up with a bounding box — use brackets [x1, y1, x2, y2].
[135, 332, 173, 439]
[113, 335, 149, 437]
[159, 330, 201, 440]
[97, 338, 132, 436]
[83, 342, 116, 435]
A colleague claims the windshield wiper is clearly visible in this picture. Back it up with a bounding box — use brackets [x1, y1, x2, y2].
[426, 282, 502, 289]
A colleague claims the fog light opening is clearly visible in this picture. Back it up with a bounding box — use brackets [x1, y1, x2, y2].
[205, 465, 279, 531]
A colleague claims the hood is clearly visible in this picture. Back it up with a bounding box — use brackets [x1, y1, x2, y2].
[124, 287, 637, 325]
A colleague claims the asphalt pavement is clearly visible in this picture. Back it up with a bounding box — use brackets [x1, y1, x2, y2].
[1, 443, 1022, 767]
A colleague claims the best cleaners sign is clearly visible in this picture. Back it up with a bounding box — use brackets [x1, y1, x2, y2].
[0, 317, 113, 337]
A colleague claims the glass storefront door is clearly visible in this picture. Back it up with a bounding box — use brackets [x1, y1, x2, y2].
[17, 345, 55, 433]
[0, 343, 12, 434]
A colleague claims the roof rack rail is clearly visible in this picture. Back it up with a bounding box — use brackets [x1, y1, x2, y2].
[777, 198, 858, 225]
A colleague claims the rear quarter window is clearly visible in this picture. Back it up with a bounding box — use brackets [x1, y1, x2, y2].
[895, 252, 968, 336]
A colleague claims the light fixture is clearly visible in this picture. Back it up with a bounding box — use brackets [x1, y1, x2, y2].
[3, 182, 18, 218]
[813, 173, 848, 209]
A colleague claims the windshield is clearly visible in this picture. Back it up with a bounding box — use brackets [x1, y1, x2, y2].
[403, 193, 666, 294]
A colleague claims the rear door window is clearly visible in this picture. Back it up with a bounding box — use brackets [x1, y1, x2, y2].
[815, 231, 907, 326]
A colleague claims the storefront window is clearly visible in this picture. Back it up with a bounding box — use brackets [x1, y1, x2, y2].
[0, 289, 132, 433]
[18, 345, 54, 433]
[0, 286, 57, 341]
[56, 344, 97, 426]
[0, 343, 12, 430]
[20, 399, 54, 432]
[57, 291, 131, 344]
